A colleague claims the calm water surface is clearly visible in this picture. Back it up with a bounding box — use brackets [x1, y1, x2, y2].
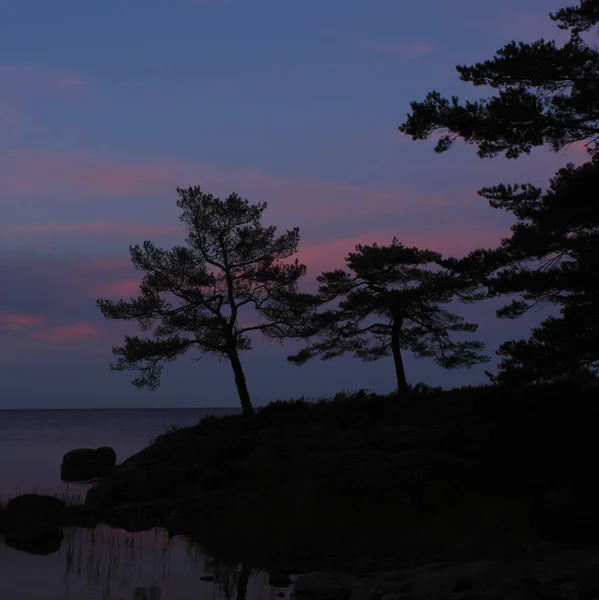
[0, 408, 289, 600]
[0, 408, 238, 498]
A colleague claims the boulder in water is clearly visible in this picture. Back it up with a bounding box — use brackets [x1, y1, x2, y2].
[96, 446, 117, 467]
[2, 493, 65, 555]
[61, 446, 117, 481]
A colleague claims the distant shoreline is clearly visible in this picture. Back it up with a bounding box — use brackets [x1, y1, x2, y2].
[0, 407, 243, 412]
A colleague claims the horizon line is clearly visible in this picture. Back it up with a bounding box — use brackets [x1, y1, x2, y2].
[0, 406, 243, 411]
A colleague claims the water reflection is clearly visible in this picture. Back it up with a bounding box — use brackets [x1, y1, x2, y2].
[0, 525, 288, 600]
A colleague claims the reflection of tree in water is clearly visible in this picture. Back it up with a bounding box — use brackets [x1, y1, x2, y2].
[58, 525, 279, 600]
[205, 559, 250, 600]
[202, 557, 277, 600]
[133, 585, 161, 600]
[61, 526, 172, 599]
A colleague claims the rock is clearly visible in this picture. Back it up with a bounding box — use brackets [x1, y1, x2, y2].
[453, 580, 474, 593]
[85, 476, 147, 511]
[579, 586, 599, 600]
[61, 447, 117, 481]
[400, 561, 493, 597]
[293, 572, 355, 600]
[98, 497, 179, 532]
[85, 463, 183, 512]
[96, 446, 117, 467]
[4, 493, 65, 516]
[293, 572, 378, 600]
[270, 574, 293, 588]
[2, 493, 65, 555]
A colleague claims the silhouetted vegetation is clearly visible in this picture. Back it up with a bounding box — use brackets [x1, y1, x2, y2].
[97, 186, 309, 415]
[66, 380, 599, 577]
[400, 0, 599, 384]
[287, 239, 488, 396]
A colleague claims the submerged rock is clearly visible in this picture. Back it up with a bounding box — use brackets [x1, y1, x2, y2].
[61, 446, 117, 481]
[2, 493, 65, 555]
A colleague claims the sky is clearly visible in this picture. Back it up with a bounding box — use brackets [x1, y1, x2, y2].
[0, 0, 588, 408]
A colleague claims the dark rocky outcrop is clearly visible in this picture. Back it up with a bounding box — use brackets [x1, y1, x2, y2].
[291, 550, 599, 600]
[1, 494, 66, 555]
[82, 383, 599, 576]
[61, 446, 117, 481]
[1, 382, 584, 592]
[4, 383, 599, 595]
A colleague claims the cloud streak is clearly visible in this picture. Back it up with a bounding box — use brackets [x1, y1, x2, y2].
[90, 278, 142, 299]
[367, 41, 436, 58]
[0, 313, 44, 331]
[0, 65, 87, 98]
[29, 321, 102, 342]
[185, 0, 229, 4]
[5, 222, 185, 237]
[297, 227, 507, 274]
[0, 150, 450, 233]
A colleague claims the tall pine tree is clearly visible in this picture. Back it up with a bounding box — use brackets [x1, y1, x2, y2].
[399, 0, 599, 383]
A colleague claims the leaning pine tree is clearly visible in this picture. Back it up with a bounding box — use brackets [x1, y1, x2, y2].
[97, 186, 308, 416]
[288, 239, 489, 397]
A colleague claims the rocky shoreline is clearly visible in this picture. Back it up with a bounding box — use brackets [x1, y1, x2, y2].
[3, 383, 599, 597]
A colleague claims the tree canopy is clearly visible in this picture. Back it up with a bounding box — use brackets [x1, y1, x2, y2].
[469, 156, 599, 383]
[288, 239, 488, 396]
[399, 0, 599, 383]
[399, 1, 599, 160]
[97, 186, 307, 415]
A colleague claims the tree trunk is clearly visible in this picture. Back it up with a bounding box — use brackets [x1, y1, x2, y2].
[228, 348, 255, 416]
[391, 320, 409, 398]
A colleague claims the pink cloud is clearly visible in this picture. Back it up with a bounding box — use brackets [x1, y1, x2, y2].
[90, 278, 142, 299]
[561, 140, 596, 164]
[298, 228, 507, 275]
[0, 151, 447, 226]
[69, 163, 183, 196]
[0, 152, 183, 196]
[29, 321, 101, 342]
[367, 41, 436, 58]
[6, 221, 185, 237]
[0, 313, 44, 331]
[74, 257, 134, 273]
[0, 103, 26, 132]
[0, 65, 87, 98]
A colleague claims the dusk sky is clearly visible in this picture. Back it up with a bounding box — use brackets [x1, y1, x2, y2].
[0, 0, 587, 408]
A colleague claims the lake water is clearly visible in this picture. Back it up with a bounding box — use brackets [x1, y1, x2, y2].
[0, 408, 289, 600]
[0, 408, 239, 499]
